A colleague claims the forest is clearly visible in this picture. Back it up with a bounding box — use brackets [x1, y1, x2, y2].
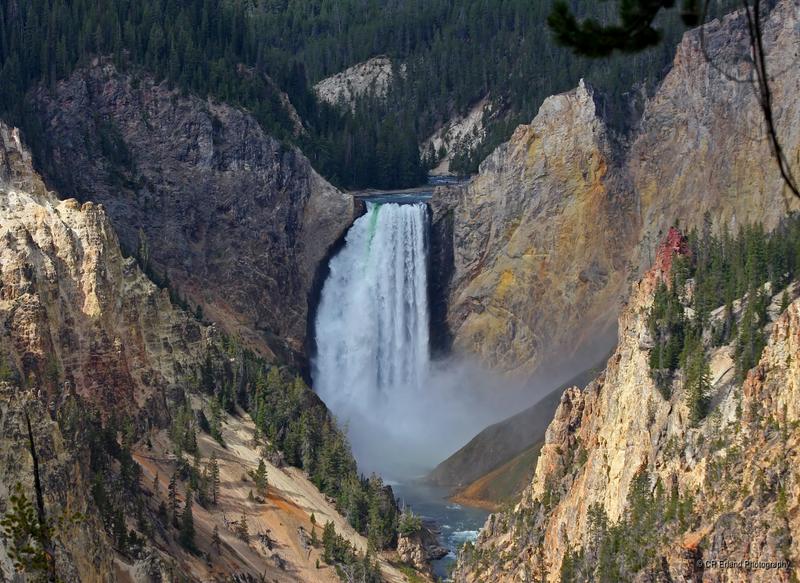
[648, 214, 800, 421]
[0, 0, 735, 189]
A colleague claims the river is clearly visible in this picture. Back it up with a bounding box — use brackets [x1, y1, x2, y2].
[392, 481, 489, 581]
[313, 180, 489, 580]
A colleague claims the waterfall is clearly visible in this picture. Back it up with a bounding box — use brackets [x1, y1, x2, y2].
[313, 202, 431, 474]
[313, 201, 524, 477]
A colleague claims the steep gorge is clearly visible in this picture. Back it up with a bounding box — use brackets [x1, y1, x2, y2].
[27, 61, 359, 364]
[431, 0, 800, 378]
[454, 228, 800, 582]
[0, 122, 410, 583]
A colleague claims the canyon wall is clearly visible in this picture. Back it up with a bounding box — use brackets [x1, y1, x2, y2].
[630, 0, 800, 268]
[430, 79, 634, 376]
[432, 0, 800, 377]
[0, 123, 208, 416]
[0, 120, 208, 579]
[454, 232, 800, 582]
[28, 62, 358, 363]
[0, 122, 410, 583]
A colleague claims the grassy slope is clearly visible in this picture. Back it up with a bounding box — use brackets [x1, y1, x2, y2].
[426, 359, 610, 507]
[449, 441, 544, 511]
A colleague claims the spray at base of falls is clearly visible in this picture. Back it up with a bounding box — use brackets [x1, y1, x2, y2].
[313, 202, 523, 479]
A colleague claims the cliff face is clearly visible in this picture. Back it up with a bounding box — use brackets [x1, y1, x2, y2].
[0, 123, 208, 416]
[454, 236, 800, 582]
[0, 120, 208, 579]
[0, 122, 412, 583]
[431, 0, 800, 377]
[313, 56, 399, 110]
[29, 62, 357, 363]
[431, 80, 634, 376]
[630, 0, 800, 270]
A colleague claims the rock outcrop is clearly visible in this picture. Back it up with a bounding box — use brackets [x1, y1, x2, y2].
[0, 123, 208, 415]
[431, 79, 633, 376]
[431, 0, 800, 377]
[422, 97, 494, 176]
[397, 525, 449, 574]
[453, 233, 800, 582]
[28, 61, 358, 363]
[313, 56, 400, 110]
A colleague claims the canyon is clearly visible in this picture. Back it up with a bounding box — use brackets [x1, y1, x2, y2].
[0, 121, 409, 583]
[453, 229, 800, 582]
[1, 0, 800, 581]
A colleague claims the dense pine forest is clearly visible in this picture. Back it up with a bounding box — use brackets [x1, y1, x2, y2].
[0, 0, 733, 188]
[648, 215, 800, 421]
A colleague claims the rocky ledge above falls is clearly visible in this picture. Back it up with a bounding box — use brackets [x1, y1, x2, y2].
[27, 61, 359, 364]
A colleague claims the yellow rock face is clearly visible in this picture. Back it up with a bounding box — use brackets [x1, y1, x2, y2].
[0, 119, 218, 420]
[454, 255, 800, 582]
[432, 79, 632, 377]
[431, 0, 800, 380]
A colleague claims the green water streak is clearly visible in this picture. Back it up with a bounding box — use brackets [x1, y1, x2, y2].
[366, 203, 381, 252]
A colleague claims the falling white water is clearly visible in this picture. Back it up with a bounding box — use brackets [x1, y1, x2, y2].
[313, 202, 430, 465]
[313, 201, 527, 478]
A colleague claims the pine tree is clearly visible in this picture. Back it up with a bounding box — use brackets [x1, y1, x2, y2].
[780, 289, 790, 313]
[112, 509, 127, 549]
[237, 513, 249, 542]
[211, 525, 221, 555]
[179, 486, 195, 549]
[168, 472, 179, 528]
[322, 521, 336, 563]
[208, 453, 220, 505]
[197, 466, 210, 507]
[735, 296, 767, 380]
[622, 469, 659, 573]
[209, 398, 224, 445]
[253, 459, 268, 498]
[685, 347, 711, 425]
[1, 483, 53, 577]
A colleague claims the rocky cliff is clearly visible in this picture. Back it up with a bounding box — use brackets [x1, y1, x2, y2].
[0, 122, 413, 583]
[453, 232, 800, 582]
[0, 123, 208, 416]
[431, 0, 800, 377]
[630, 0, 800, 269]
[28, 61, 358, 363]
[0, 119, 208, 579]
[313, 56, 400, 110]
[431, 79, 633, 376]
